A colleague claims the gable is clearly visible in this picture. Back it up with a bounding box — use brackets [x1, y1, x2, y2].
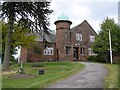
[71, 20, 97, 35]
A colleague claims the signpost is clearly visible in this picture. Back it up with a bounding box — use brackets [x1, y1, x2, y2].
[107, 29, 113, 64]
[19, 60, 25, 74]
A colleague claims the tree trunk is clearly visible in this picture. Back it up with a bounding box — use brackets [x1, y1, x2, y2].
[3, 16, 13, 71]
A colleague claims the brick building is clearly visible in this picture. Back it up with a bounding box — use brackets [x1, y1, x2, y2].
[21, 14, 97, 62]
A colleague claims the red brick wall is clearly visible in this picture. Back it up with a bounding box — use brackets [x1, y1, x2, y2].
[21, 20, 97, 62]
[55, 20, 97, 61]
[20, 47, 27, 62]
[70, 20, 97, 61]
[55, 21, 72, 61]
[21, 42, 56, 62]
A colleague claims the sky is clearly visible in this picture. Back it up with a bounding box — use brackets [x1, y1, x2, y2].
[49, 0, 119, 33]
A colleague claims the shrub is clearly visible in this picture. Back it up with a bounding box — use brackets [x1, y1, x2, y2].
[88, 55, 109, 63]
[34, 46, 42, 55]
[32, 64, 43, 67]
[87, 56, 98, 62]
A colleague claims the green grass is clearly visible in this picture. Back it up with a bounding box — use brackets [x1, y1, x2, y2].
[2, 62, 85, 88]
[104, 63, 118, 88]
[118, 60, 120, 89]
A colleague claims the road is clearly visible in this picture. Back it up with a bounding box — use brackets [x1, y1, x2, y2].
[47, 62, 108, 88]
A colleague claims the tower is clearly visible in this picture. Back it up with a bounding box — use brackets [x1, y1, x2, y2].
[54, 14, 72, 61]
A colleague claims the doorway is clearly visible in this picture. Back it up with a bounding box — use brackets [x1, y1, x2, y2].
[73, 47, 79, 61]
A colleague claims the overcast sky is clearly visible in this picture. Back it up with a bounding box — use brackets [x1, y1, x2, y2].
[49, 0, 119, 33]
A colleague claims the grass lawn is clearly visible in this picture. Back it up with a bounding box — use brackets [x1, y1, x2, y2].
[104, 63, 118, 88]
[2, 62, 84, 88]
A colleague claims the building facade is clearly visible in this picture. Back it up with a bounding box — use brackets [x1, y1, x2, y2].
[21, 14, 97, 62]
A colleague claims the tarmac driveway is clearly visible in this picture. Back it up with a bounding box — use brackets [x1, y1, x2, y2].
[47, 62, 108, 88]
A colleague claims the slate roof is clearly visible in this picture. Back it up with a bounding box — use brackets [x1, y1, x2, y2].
[35, 31, 56, 43]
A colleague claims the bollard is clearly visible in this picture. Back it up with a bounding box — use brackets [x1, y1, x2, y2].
[39, 69, 44, 75]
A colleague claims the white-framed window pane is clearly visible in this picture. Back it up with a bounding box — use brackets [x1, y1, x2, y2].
[44, 47, 54, 55]
[90, 35, 92, 42]
[50, 48, 53, 55]
[66, 46, 71, 55]
[88, 48, 92, 55]
[80, 47, 85, 55]
[90, 35, 95, 42]
[79, 34, 82, 41]
[76, 33, 82, 41]
[92, 36, 95, 42]
[76, 33, 79, 40]
[88, 48, 96, 55]
[44, 50, 47, 55]
[51, 50, 53, 55]
[48, 50, 50, 55]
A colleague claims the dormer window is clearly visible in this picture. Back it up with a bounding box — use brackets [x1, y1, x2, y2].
[76, 33, 82, 41]
[90, 35, 95, 42]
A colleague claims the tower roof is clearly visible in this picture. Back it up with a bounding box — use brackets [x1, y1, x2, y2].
[54, 13, 72, 25]
[57, 13, 69, 21]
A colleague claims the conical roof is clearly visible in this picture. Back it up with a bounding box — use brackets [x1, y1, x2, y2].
[54, 13, 72, 25]
[57, 13, 69, 21]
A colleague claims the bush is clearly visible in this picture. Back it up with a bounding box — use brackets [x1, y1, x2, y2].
[87, 56, 98, 62]
[88, 55, 109, 63]
[32, 64, 43, 67]
[34, 46, 42, 55]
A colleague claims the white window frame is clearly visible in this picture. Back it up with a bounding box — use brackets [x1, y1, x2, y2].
[76, 33, 82, 41]
[80, 47, 85, 55]
[88, 48, 96, 55]
[90, 35, 95, 42]
[44, 47, 54, 55]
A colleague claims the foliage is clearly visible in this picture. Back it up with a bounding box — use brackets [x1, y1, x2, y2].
[12, 24, 36, 48]
[92, 17, 120, 63]
[88, 55, 109, 63]
[87, 56, 98, 62]
[1, 21, 36, 63]
[1, 2, 53, 70]
[33, 46, 42, 55]
[1, 2, 53, 35]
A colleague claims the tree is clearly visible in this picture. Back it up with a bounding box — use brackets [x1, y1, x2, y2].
[1, 2, 53, 71]
[92, 17, 120, 63]
[1, 21, 36, 63]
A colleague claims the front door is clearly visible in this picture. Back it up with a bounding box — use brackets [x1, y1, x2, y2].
[73, 47, 79, 61]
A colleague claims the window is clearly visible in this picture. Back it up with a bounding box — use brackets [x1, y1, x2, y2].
[80, 47, 85, 55]
[88, 48, 96, 55]
[66, 46, 71, 55]
[76, 33, 82, 41]
[90, 35, 95, 42]
[44, 50, 47, 55]
[66, 33, 69, 40]
[44, 47, 54, 55]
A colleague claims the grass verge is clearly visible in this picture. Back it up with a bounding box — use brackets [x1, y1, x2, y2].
[104, 63, 118, 88]
[2, 62, 85, 88]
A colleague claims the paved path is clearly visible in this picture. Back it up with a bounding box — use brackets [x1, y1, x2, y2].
[47, 62, 108, 88]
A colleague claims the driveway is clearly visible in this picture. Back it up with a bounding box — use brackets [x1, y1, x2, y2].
[47, 62, 108, 88]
